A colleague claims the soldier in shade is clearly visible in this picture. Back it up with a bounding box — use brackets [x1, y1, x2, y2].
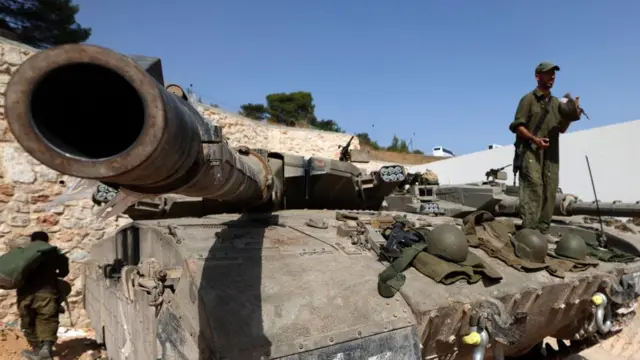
[17, 231, 70, 360]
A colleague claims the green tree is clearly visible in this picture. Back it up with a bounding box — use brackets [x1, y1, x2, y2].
[309, 118, 343, 133]
[239, 103, 268, 121]
[384, 135, 416, 153]
[265, 91, 316, 126]
[0, 0, 91, 49]
[237, 92, 427, 155]
[398, 139, 409, 153]
[356, 132, 381, 150]
[387, 135, 401, 151]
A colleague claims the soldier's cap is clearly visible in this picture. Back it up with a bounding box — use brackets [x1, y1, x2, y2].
[535, 61, 560, 73]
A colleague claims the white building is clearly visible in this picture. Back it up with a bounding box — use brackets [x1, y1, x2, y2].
[432, 146, 455, 157]
[411, 120, 640, 203]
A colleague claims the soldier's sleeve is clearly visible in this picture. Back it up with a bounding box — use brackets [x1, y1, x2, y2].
[56, 252, 70, 278]
[509, 94, 531, 133]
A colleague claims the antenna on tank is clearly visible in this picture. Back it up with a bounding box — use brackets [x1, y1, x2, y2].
[585, 155, 607, 248]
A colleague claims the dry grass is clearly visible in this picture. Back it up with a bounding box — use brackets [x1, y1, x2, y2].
[361, 147, 446, 165]
[257, 121, 446, 166]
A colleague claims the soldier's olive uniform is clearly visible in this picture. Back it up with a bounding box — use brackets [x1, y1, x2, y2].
[17, 241, 69, 349]
[509, 62, 573, 234]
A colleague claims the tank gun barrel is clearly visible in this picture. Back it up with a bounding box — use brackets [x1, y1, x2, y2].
[561, 196, 640, 218]
[494, 193, 640, 218]
[5, 44, 272, 206]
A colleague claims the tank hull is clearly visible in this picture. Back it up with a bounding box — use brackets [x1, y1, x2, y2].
[83, 210, 640, 360]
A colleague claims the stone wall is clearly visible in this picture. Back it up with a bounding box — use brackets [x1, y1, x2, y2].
[198, 106, 361, 159]
[195, 107, 395, 172]
[0, 39, 132, 327]
[0, 38, 397, 327]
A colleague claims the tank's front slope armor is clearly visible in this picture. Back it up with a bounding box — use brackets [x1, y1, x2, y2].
[85, 212, 424, 360]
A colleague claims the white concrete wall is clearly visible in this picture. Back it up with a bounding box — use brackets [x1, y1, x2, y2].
[410, 119, 640, 203]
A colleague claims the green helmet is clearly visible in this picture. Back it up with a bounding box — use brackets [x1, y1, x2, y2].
[426, 224, 469, 263]
[512, 228, 549, 263]
[555, 233, 588, 260]
[558, 95, 580, 122]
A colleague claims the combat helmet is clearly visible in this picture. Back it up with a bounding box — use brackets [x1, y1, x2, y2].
[555, 233, 588, 260]
[558, 93, 581, 122]
[427, 224, 469, 263]
[512, 228, 549, 263]
[420, 169, 439, 186]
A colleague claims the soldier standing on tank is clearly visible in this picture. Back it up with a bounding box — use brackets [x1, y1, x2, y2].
[17, 231, 70, 360]
[509, 62, 582, 243]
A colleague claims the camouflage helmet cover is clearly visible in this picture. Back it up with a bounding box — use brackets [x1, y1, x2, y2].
[420, 169, 439, 185]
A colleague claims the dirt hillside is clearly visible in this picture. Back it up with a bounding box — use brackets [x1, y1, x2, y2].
[362, 147, 446, 165]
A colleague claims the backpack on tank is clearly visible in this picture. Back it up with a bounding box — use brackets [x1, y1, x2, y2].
[0, 241, 59, 290]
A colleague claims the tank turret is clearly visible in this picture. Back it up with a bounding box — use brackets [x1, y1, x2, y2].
[5, 44, 406, 219]
[385, 166, 640, 220]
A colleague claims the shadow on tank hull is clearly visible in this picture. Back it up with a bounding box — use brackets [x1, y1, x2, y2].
[6, 43, 640, 360]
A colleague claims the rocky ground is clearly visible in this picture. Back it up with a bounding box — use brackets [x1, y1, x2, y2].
[0, 326, 105, 360]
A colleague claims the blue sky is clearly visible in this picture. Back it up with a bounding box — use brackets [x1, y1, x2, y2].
[72, 1, 639, 155]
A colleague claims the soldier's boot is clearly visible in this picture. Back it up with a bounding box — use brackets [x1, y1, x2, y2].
[22, 341, 53, 360]
[22, 340, 41, 358]
[22, 347, 39, 359]
[38, 341, 54, 359]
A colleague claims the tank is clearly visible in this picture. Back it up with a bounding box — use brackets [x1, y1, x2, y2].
[5, 43, 640, 360]
[386, 165, 640, 222]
